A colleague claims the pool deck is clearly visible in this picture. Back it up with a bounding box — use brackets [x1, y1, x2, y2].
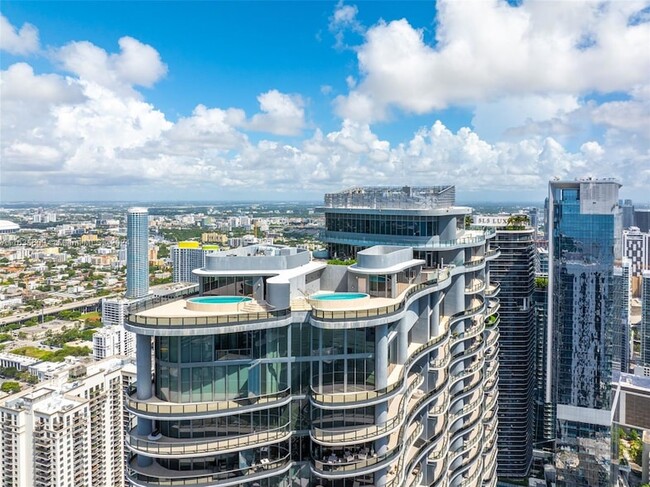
[136, 298, 272, 318]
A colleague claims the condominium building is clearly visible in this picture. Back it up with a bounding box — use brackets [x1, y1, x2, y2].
[612, 259, 632, 373]
[94, 297, 136, 359]
[548, 178, 622, 485]
[642, 271, 650, 368]
[489, 225, 536, 478]
[532, 275, 554, 450]
[623, 227, 650, 276]
[171, 241, 220, 283]
[0, 357, 136, 487]
[125, 186, 501, 487]
[126, 208, 149, 299]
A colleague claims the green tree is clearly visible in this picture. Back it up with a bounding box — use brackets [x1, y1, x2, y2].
[1, 381, 21, 394]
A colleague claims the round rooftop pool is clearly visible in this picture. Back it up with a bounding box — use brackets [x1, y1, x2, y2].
[310, 293, 369, 301]
[186, 296, 252, 312]
[189, 296, 252, 304]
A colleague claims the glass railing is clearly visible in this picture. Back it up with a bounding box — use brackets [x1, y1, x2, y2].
[127, 422, 291, 456]
[484, 281, 500, 297]
[127, 450, 291, 487]
[484, 247, 501, 260]
[311, 327, 449, 405]
[311, 443, 401, 474]
[464, 256, 485, 269]
[448, 297, 485, 328]
[125, 385, 291, 416]
[464, 279, 485, 294]
[320, 231, 493, 249]
[127, 308, 291, 328]
[311, 269, 450, 321]
[311, 369, 423, 443]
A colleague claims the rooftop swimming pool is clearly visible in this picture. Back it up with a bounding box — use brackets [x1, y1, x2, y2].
[310, 293, 369, 301]
[186, 296, 252, 312]
[189, 296, 252, 304]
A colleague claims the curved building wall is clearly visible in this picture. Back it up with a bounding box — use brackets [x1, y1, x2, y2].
[126, 202, 499, 487]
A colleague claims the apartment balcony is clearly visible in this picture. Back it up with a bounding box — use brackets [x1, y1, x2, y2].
[484, 391, 498, 413]
[127, 449, 292, 487]
[126, 423, 291, 458]
[311, 328, 449, 407]
[464, 278, 486, 295]
[309, 268, 450, 324]
[125, 385, 291, 419]
[486, 299, 500, 318]
[484, 281, 500, 298]
[484, 247, 501, 261]
[448, 297, 486, 330]
[463, 256, 486, 272]
[311, 443, 401, 478]
[448, 424, 483, 483]
[310, 370, 424, 446]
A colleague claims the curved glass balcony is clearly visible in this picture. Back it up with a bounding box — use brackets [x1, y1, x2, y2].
[125, 386, 291, 419]
[127, 423, 291, 458]
[126, 448, 291, 487]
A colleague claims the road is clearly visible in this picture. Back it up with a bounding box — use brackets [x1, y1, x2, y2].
[0, 296, 109, 327]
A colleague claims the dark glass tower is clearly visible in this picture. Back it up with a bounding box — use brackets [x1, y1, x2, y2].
[490, 227, 536, 479]
[548, 179, 621, 486]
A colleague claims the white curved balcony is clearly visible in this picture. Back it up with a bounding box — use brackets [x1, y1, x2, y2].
[126, 423, 291, 458]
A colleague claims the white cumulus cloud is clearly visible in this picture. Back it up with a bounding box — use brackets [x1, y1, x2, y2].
[0, 14, 39, 55]
[56, 36, 167, 96]
[247, 90, 306, 136]
[336, 0, 650, 122]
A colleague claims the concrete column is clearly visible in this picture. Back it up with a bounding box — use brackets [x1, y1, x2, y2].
[136, 333, 153, 467]
[430, 293, 439, 337]
[374, 324, 389, 486]
[398, 316, 409, 363]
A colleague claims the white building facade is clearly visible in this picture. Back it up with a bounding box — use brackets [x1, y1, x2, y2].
[0, 358, 136, 487]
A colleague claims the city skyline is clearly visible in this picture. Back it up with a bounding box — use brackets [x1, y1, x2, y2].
[2, 1, 649, 203]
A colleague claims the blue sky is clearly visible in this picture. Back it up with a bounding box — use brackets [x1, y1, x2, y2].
[1, 1, 649, 203]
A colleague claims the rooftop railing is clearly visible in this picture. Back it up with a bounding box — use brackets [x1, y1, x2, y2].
[311, 268, 450, 321]
[127, 308, 291, 329]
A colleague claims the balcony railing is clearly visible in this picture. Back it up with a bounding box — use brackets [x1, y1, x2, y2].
[125, 385, 291, 417]
[127, 308, 291, 329]
[127, 422, 291, 457]
[127, 450, 291, 487]
[311, 369, 423, 445]
[311, 269, 450, 321]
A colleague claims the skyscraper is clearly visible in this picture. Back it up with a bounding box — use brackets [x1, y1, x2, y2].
[642, 270, 650, 368]
[171, 241, 220, 283]
[125, 186, 501, 487]
[548, 178, 622, 485]
[612, 259, 631, 373]
[490, 224, 536, 478]
[126, 207, 149, 299]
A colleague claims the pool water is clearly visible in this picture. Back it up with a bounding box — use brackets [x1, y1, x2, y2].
[189, 296, 252, 304]
[311, 293, 368, 301]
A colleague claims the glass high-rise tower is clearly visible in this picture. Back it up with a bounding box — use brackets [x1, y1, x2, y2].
[126, 207, 149, 299]
[548, 178, 622, 485]
[124, 186, 501, 487]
